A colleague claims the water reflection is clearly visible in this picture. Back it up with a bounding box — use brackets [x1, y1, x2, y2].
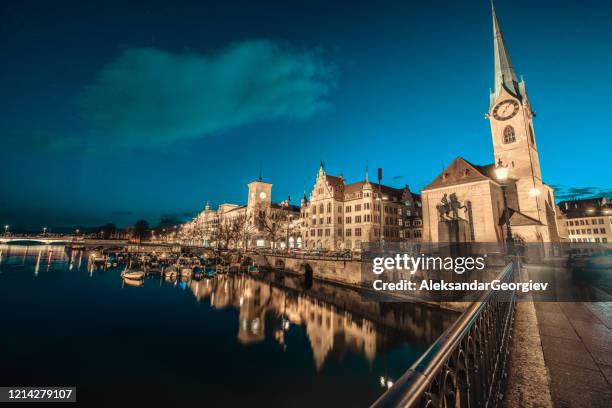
[0, 244, 458, 405]
[188, 271, 456, 372]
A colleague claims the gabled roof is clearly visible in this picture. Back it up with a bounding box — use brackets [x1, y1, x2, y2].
[423, 157, 497, 191]
[499, 208, 542, 227]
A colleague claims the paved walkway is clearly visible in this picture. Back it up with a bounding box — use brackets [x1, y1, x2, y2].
[533, 302, 612, 407]
[504, 301, 553, 407]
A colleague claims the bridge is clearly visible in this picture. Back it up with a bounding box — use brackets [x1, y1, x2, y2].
[0, 235, 74, 244]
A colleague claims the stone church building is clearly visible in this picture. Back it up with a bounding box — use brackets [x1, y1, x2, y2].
[422, 4, 560, 244]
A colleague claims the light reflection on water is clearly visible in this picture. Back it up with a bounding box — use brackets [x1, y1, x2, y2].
[0, 244, 457, 407]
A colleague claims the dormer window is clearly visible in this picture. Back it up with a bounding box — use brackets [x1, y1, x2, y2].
[503, 126, 516, 144]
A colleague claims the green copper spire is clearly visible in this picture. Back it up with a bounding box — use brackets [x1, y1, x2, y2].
[492, 1, 519, 97]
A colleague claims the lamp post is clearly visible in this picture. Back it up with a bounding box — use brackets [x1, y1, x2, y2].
[4, 225, 9, 235]
[495, 159, 513, 252]
[43, 227, 47, 236]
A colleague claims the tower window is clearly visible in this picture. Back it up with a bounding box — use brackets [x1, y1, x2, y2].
[503, 126, 516, 144]
[529, 126, 535, 145]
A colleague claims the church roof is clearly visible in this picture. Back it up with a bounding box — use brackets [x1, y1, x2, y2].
[492, 1, 520, 98]
[499, 208, 542, 227]
[422, 157, 498, 191]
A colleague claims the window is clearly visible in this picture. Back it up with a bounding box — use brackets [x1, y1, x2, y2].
[529, 126, 535, 145]
[355, 204, 361, 211]
[325, 229, 330, 236]
[338, 216, 342, 224]
[337, 228, 342, 236]
[355, 228, 362, 237]
[503, 126, 516, 144]
[327, 217, 331, 224]
[345, 205, 352, 212]
[466, 201, 475, 240]
[346, 229, 352, 237]
[355, 215, 362, 223]
[345, 216, 352, 224]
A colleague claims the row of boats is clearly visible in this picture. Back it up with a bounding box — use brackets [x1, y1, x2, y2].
[87, 248, 261, 286]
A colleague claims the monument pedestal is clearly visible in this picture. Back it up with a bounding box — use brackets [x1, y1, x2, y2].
[438, 218, 472, 258]
[438, 218, 470, 243]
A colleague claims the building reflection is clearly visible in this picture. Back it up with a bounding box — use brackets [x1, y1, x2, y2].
[189, 272, 456, 371]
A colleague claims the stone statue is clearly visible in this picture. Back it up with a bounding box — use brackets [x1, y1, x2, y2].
[436, 193, 450, 220]
[436, 193, 466, 220]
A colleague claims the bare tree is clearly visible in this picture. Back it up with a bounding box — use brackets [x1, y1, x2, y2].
[255, 204, 291, 250]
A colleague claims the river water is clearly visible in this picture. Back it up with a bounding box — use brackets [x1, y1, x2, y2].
[0, 244, 457, 407]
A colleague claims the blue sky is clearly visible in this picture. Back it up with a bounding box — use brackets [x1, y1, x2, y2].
[1, 0, 611, 229]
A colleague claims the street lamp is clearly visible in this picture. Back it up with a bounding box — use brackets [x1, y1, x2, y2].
[495, 159, 513, 251]
[43, 227, 47, 235]
[4, 225, 8, 234]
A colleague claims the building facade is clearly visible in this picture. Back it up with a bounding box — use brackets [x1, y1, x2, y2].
[557, 197, 611, 243]
[300, 164, 422, 251]
[180, 178, 301, 249]
[421, 4, 560, 244]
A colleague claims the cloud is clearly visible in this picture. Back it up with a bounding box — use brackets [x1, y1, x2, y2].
[74, 40, 335, 149]
[554, 186, 611, 201]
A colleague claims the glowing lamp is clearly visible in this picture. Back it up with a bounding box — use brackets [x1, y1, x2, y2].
[495, 166, 508, 182]
[529, 188, 541, 197]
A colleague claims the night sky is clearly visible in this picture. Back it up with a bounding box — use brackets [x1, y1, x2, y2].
[1, 0, 611, 230]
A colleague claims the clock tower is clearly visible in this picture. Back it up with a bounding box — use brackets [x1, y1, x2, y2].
[488, 3, 544, 223]
[247, 178, 272, 210]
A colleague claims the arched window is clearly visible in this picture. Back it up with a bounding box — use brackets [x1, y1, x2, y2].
[466, 201, 475, 241]
[529, 126, 535, 145]
[503, 126, 516, 144]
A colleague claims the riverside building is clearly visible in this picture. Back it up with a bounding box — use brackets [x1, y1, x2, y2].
[300, 163, 422, 251]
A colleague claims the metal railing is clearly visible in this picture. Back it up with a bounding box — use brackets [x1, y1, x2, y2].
[371, 260, 517, 408]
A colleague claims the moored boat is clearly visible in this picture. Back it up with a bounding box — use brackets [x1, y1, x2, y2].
[123, 277, 144, 287]
[121, 270, 145, 280]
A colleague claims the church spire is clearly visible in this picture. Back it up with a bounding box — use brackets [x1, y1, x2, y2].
[492, 1, 519, 97]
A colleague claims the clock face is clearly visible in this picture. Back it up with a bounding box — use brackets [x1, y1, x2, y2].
[492, 100, 519, 121]
[259, 192, 267, 200]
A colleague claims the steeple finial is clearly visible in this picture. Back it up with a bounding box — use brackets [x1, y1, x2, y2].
[492, 1, 519, 97]
[365, 160, 369, 183]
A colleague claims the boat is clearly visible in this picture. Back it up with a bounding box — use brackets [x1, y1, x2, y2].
[89, 252, 106, 264]
[164, 266, 178, 278]
[247, 265, 259, 275]
[123, 278, 144, 287]
[204, 266, 217, 278]
[192, 266, 204, 280]
[121, 270, 145, 280]
[180, 267, 193, 278]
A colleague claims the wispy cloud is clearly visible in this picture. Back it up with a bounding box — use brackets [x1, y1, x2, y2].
[4, 40, 335, 152]
[73, 40, 335, 149]
[554, 186, 611, 201]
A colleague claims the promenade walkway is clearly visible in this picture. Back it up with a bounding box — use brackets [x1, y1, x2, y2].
[504, 301, 612, 408]
[534, 301, 612, 407]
